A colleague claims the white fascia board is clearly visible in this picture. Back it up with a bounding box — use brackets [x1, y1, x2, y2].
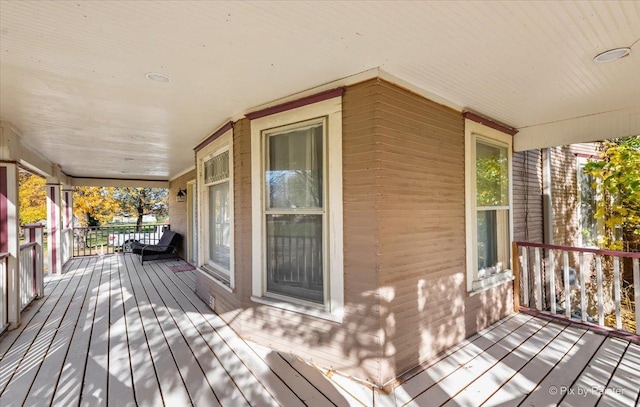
[514, 108, 640, 151]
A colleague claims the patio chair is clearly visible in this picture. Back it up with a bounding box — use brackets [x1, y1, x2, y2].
[131, 230, 182, 265]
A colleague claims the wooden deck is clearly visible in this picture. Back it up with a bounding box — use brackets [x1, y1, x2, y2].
[0, 256, 638, 407]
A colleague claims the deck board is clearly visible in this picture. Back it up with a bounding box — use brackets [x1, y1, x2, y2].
[1, 255, 638, 407]
[520, 330, 606, 406]
[560, 337, 628, 407]
[23, 256, 97, 406]
[444, 316, 565, 406]
[151, 260, 304, 407]
[597, 343, 640, 407]
[481, 324, 585, 406]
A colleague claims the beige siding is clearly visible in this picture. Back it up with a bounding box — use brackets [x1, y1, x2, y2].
[192, 78, 515, 387]
[376, 80, 513, 384]
[550, 143, 600, 247]
[168, 169, 196, 259]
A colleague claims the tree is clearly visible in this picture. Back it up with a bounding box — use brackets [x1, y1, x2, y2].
[115, 188, 168, 230]
[584, 135, 640, 251]
[74, 187, 121, 226]
[18, 170, 46, 225]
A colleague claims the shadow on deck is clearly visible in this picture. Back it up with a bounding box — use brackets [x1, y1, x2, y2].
[0, 256, 638, 406]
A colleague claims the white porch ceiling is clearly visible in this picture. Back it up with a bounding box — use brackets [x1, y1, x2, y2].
[1, 1, 639, 180]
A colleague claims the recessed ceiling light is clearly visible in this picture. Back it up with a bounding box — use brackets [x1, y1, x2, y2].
[593, 47, 631, 63]
[146, 72, 171, 83]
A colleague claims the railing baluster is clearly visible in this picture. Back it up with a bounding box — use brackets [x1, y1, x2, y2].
[564, 251, 570, 319]
[613, 257, 622, 330]
[579, 252, 586, 322]
[596, 255, 603, 326]
[549, 250, 556, 315]
[634, 258, 640, 335]
[534, 247, 542, 311]
[522, 247, 529, 308]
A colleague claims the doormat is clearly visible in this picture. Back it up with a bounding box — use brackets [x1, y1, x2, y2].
[169, 264, 196, 273]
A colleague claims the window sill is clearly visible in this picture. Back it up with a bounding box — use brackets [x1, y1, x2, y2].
[469, 270, 514, 296]
[250, 296, 343, 323]
[197, 268, 233, 294]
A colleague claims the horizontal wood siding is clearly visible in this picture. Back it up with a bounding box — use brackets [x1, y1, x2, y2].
[376, 80, 512, 384]
[168, 169, 196, 259]
[231, 81, 383, 384]
[194, 122, 245, 328]
[512, 150, 543, 243]
[550, 143, 600, 247]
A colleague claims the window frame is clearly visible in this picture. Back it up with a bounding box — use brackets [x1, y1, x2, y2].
[576, 156, 602, 248]
[464, 119, 514, 293]
[250, 97, 344, 322]
[196, 129, 235, 290]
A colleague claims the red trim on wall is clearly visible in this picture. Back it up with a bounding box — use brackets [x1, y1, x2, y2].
[245, 87, 346, 120]
[49, 186, 57, 274]
[194, 121, 234, 152]
[0, 167, 8, 253]
[463, 111, 518, 136]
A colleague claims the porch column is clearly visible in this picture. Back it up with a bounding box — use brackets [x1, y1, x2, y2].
[61, 187, 74, 263]
[1, 163, 21, 328]
[47, 183, 62, 275]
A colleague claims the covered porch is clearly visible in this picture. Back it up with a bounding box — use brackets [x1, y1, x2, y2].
[1, 254, 638, 407]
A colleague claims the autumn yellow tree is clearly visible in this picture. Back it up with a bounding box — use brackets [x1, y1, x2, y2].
[18, 170, 47, 225]
[73, 187, 121, 226]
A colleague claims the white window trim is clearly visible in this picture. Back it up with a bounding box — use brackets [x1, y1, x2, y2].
[196, 129, 235, 290]
[464, 119, 514, 293]
[250, 97, 344, 322]
[576, 156, 602, 248]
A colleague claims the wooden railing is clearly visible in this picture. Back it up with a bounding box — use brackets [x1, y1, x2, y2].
[62, 227, 73, 264]
[513, 241, 640, 335]
[72, 224, 168, 257]
[1, 252, 8, 330]
[19, 242, 43, 310]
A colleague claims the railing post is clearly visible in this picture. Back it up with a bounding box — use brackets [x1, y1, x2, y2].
[634, 258, 639, 335]
[613, 257, 622, 330]
[548, 250, 556, 315]
[25, 224, 44, 298]
[563, 251, 570, 319]
[520, 247, 529, 307]
[596, 255, 603, 326]
[534, 247, 542, 311]
[512, 241, 520, 313]
[579, 253, 587, 323]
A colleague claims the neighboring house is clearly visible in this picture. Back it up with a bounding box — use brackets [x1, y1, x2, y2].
[512, 142, 603, 250]
[169, 78, 517, 387]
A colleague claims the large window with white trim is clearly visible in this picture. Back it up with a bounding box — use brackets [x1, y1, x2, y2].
[197, 131, 234, 287]
[251, 97, 343, 320]
[465, 120, 514, 292]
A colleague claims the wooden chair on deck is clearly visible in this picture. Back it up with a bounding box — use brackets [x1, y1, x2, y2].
[131, 230, 182, 265]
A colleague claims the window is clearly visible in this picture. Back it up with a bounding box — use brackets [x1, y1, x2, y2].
[197, 130, 234, 288]
[465, 120, 514, 293]
[251, 97, 343, 321]
[577, 157, 600, 247]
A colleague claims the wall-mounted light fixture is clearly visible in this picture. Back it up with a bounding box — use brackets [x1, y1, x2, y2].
[176, 188, 187, 203]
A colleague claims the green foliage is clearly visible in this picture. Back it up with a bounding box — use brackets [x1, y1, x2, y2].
[584, 135, 640, 250]
[114, 188, 168, 229]
[18, 170, 46, 224]
[476, 143, 509, 207]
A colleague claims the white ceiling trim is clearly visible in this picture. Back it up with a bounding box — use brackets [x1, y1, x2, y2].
[514, 107, 640, 151]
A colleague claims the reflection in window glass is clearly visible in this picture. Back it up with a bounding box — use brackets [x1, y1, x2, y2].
[267, 124, 323, 210]
[476, 141, 508, 207]
[208, 182, 230, 270]
[266, 214, 323, 304]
